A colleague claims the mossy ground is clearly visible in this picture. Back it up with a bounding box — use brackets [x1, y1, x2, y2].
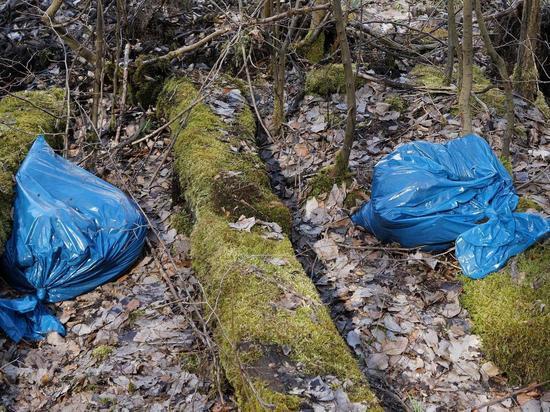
[516, 196, 543, 212]
[384, 94, 408, 112]
[305, 64, 365, 97]
[159, 78, 380, 411]
[308, 164, 352, 198]
[92, 345, 114, 361]
[0, 89, 64, 255]
[411, 64, 506, 115]
[461, 243, 550, 384]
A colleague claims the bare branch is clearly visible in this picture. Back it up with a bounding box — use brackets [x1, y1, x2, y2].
[142, 4, 332, 66]
[41, 0, 96, 65]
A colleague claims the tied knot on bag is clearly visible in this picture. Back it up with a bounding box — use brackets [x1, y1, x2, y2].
[36, 288, 47, 301]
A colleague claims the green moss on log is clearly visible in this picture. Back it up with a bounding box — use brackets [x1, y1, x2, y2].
[130, 56, 172, 108]
[298, 32, 326, 64]
[461, 244, 550, 384]
[305, 64, 365, 96]
[159, 78, 380, 411]
[0, 89, 64, 256]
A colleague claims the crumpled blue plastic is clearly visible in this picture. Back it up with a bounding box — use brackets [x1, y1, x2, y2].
[0, 137, 147, 341]
[351, 134, 549, 279]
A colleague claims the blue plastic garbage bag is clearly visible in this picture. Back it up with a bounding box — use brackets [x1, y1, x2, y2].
[351, 134, 549, 279]
[0, 136, 147, 341]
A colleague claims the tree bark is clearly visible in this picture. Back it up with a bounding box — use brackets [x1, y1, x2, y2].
[513, 0, 541, 101]
[272, 0, 284, 136]
[475, 0, 514, 159]
[91, 0, 104, 129]
[459, 0, 473, 134]
[444, 0, 461, 85]
[332, 0, 356, 174]
[272, 0, 303, 136]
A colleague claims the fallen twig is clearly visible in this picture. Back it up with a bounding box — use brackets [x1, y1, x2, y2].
[472, 380, 549, 411]
[517, 164, 550, 189]
[357, 72, 455, 94]
[241, 45, 274, 143]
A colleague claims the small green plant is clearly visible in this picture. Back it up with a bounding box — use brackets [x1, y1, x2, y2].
[179, 352, 202, 374]
[408, 397, 424, 412]
[92, 345, 114, 362]
[498, 155, 513, 176]
[127, 308, 146, 327]
[384, 94, 408, 112]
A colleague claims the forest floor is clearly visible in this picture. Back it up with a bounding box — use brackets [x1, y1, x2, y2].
[255, 67, 549, 410]
[1, 0, 549, 411]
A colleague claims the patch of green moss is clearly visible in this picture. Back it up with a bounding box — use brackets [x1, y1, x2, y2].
[172, 210, 194, 236]
[499, 155, 513, 176]
[472, 66, 506, 115]
[411, 64, 506, 114]
[384, 94, 408, 112]
[411, 64, 447, 88]
[92, 345, 114, 361]
[130, 56, 172, 108]
[305, 64, 365, 96]
[298, 32, 326, 64]
[309, 163, 352, 198]
[461, 244, 550, 384]
[127, 308, 146, 326]
[0, 89, 64, 256]
[344, 189, 366, 210]
[236, 105, 256, 140]
[516, 196, 543, 212]
[158, 78, 380, 411]
[179, 352, 203, 375]
[535, 91, 550, 119]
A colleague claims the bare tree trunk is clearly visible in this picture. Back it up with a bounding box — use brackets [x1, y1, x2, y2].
[459, 0, 473, 134]
[513, 0, 541, 101]
[273, 0, 303, 137]
[272, 50, 285, 136]
[332, 0, 356, 175]
[91, 0, 104, 129]
[312, 0, 328, 26]
[295, 0, 328, 55]
[115, 43, 131, 144]
[263, 0, 272, 19]
[475, 0, 514, 159]
[270, 0, 284, 136]
[444, 0, 459, 85]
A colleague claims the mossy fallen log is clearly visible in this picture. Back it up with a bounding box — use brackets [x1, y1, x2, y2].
[461, 244, 549, 385]
[159, 78, 380, 411]
[0, 89, 64, 256]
